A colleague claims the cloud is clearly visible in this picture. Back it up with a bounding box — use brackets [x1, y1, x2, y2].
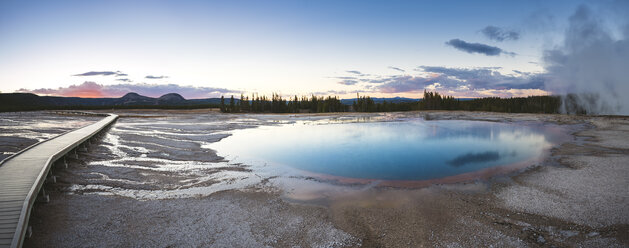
[311, 90, 350, 96]
[334, 76, 357, 80]
[19, 81, 107, 98]
[73, 71, 126, 77]
[543, 4, 629, 115]
[145, 75, 168, 79]
[346, 70, 362, 75]
[420, 66, 543, 90]
[338, 79, 359, 85]
[365, 66, 546, 97]
[18, 81, 239, 99]
[115, 78, 132, 82]
[419, 66, 499, 80]
[388, 66, 405, 72]
[501, 51, 517, 57]
[333, 64, 548, 98]
[376, 75, 442, 93]
[480, 26, 520, 41]
[445, 39, 515, 56]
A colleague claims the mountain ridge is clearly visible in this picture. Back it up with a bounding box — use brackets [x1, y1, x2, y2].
[0, 92, 224, 111]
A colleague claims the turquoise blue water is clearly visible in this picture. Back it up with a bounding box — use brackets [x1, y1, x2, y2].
[212, 119, 566, 181]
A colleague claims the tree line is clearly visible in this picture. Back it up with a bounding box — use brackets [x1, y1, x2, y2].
[220, 94, 347, 113]
[0, 90, 564, 114]
[221, 90, 562, 114]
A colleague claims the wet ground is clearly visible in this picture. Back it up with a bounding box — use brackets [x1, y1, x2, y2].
[0, 112, 99, 161]
[0, 110, 627, 247]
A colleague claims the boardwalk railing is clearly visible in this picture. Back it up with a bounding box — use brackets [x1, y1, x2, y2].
[0, 113, 118, 248]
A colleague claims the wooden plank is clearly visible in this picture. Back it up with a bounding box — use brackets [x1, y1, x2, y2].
[0, 212, 21, 218]
[0, 222, 16, 229]
[0, 185, 32, 189]
[0, 227, 17, 235]
[0, 192, 30, 197]
[0, 197, 26, 202]
[0, 223, 16, 229]
[0, 219, 17, 225]
[0, 215, 17, 220]
[0, 204, 21, 210]
[0, 203, 22, 209]
[0, 207, 21, 213]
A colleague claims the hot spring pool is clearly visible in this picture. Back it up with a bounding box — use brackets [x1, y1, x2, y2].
[211, 119, 568, 182]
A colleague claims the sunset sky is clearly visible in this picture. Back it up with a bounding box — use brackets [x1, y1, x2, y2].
[1, 0, 627, 99]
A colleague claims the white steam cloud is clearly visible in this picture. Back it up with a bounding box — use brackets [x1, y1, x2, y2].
[543, 5, 629, 115]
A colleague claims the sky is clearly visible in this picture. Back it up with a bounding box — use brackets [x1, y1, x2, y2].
[0, 0, 627, 101]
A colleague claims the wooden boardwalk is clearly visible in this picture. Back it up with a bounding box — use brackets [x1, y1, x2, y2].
[0, 113, 118, 248]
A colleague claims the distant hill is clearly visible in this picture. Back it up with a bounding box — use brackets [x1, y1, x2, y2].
[0, 92, 227, 112]
[158, 93, 186, 103]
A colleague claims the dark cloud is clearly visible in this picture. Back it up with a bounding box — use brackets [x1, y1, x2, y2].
[481, 26, 520, 41]
[73, 71, 126, 77]
[19, 81, 239, 99]
[338, 80, 359, 85]
[145, 75, 168, 79]
[445, 39, 515, 56]
[502, 51, 517, 57]
[334, 76, 357, 80]
[388, 66, 405, 72]
[115, 78, 132, 82]
[346, 70, 362, 75]
[512, 70, 533, 76]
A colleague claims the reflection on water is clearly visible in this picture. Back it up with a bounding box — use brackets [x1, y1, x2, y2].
[212, 120, 564, 181]
[448, 151, 502, 167]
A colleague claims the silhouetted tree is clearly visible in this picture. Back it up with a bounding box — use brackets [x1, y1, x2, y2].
[229, 95, 235, 113]
[218, 91, 561, 114]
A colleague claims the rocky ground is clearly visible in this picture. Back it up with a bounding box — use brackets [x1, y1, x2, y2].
[0, 110, 626, 247]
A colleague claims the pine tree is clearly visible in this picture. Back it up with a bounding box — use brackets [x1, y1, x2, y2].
[229, 95, 235, 113]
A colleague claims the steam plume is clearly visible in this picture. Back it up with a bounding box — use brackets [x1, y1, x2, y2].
[543, 5, 629, 115]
